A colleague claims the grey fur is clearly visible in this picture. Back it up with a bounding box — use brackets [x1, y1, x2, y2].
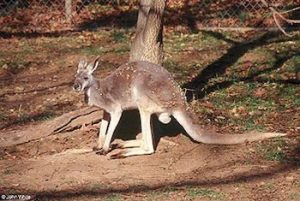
[73, 58, 286, 158]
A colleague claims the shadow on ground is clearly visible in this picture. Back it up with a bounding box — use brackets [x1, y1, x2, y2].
[182, 31, 300, 101]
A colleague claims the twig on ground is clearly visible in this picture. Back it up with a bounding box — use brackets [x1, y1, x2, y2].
[53, 108, 101, 133]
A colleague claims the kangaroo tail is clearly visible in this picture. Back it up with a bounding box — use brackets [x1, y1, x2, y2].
[172, 109, 286, 144]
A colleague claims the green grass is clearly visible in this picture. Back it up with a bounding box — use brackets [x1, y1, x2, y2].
[7, 111, 56, 127]
[113, 45, 130, 54]
[163, 60, 179, 72]
[0, 112, 7, 121]
[165, 31, 224, 53]
[144, 187, 179, 201]
[261, 182, 275, 190]
[265, 148, 286, 161]
[110, 31, 128, 42]
[284, 55, 300, 72]
[88, 182, 105, 193]
[146, 191, 166, 201]
[20, 41, 34, 56]
[257, 139, 287, 162]
[0, 60, 31, 74]
[81, 46, 106, 56]
[294, 180, 300, 188]
[278, 85, 300, 107]
[210, 82, 277, 111]
[238, 11, 248, 23]
[187, 187, 224, 200]
[206, 81, 295, 131]
[244, 119, 265, 131]
[104, 194, 121, 201]
[289, 192, 300, 200]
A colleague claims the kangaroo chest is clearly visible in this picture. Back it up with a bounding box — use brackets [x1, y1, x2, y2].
[85, 88, 94, 106]
[84, 88, 112, 110]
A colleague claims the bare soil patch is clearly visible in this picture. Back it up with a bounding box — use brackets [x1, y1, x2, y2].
[0, 114, 299, 201]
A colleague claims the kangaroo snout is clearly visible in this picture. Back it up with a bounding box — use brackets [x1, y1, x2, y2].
[73, 83, 81, 92]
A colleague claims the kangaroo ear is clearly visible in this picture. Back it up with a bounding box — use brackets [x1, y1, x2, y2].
[87, 57, 100, 74]
[78, 58, 87, 72]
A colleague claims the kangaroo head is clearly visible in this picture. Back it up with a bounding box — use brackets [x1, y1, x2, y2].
[73, 57, 100, 92]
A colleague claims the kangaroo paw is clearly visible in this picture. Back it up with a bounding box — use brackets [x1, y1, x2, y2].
[93, 147, 109, 155]
[109, 151, 127, 159]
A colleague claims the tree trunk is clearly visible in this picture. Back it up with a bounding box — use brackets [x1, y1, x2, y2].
[129, 0, 166, 65]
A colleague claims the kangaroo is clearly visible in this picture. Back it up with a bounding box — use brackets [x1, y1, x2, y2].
[73, 58, 286, 159]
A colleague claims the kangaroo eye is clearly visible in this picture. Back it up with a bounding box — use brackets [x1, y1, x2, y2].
[83, 77, 88, 80]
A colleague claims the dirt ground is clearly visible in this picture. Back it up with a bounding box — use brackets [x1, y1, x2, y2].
[0, 112, 299, 201]
[0, 29, 299, 200]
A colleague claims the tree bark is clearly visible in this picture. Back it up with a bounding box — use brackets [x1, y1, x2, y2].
[129, 0, 166, 65]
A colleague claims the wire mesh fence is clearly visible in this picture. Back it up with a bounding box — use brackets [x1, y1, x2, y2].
[0, 0, 298, 35]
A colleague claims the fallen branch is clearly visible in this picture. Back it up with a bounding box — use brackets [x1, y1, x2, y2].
[53, 107, 102, 133]
[260, 0, 300, 37]
[0, 107, 103, 147]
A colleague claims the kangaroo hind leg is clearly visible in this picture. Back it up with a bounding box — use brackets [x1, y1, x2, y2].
[109, 109, 155, 159]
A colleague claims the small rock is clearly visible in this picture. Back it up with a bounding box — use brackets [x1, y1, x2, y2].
[286, 176, 294, 182]
[216, 116, 226, 120]
[2, 64, 8, 69]
[260, 181, 265, 186]
[15, 86, 24, 91]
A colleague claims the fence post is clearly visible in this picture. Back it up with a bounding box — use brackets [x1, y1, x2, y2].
[65, 0, 72, 23]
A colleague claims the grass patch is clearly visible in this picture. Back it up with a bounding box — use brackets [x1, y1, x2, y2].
[34, 111, 56, 121]
[145, 186, 178, 201]
[90, 183, 104, 191]
[0, 111, 57, 129]
[110, 30, 128, 42]
[165, 31, 224, 53]
[283, 55, 300, 72]
[265, 150, 286, 162]
[81, 46, 106, 56]
[257, 139, 287, 162]
[209, 89, 228, 109]
[104, 194, 121, 201]
[261, 182, 275, 190]
[294, 180, 300, 188]
[244, 119, 265, 131]
[236, 97, 275, 111]
[187, 187, 224, 200]
[146, 191, 166, 201]
[0, 112, 7, 121]
[2, 169, 13, 175]
[113, 45, 130, 54]
[1, 60, 31, 74]
[163, 60, 179, 72]
[278, 84, 300, 107]
[289, 192, 300, 200]
[20, 41, 34, 56]
[210, 82, 276, 111]
[201, 79, 299, 132]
